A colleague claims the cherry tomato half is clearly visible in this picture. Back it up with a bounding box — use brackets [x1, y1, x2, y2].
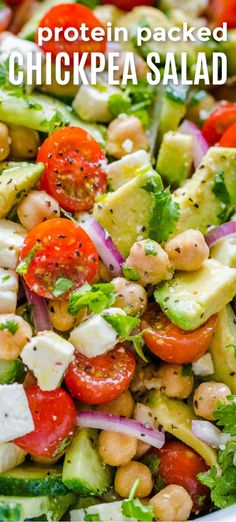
[0, 6, 12, 31]
[212, 0, 236, 29]
[18, 218, 98, 299]
[102, 0, 154, 11]
[14, 385, 76, 458]
[219, 122, 236, 147]
[36, 3, 106, 65]
[202, 102, 236, 145]
[141, 303, 217, 364]
[65, 345, 136, 404]
[37, 127, 107, 213]
[149, 440, 209, 513]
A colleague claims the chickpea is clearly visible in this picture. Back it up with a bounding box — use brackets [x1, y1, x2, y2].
[17, 190, 60, 230]
[8, 124, 39, 160]
[97, 390, 134, 417]
[0, 314, 32, 360]
[106, 115, 149, 159]
[193, 382, 231, 420]
[49, 300, 77, 332]
[93, 259, 112, 283]
[112, 277, 147, 316]
[125, 239, 173, 287]
[114, 461, 153, 498]
[98, 431, 137, 466]
[150, 485, 193, 521]
[155, 364, 194, 399]
[165, 230, 209, 271]
[0, 122, 10, 161]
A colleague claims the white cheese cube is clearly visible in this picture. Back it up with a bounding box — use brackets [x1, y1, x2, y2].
[73, 84, 121, 123]
[69, 314, 118, 357]
[21, 331, 74, 391]
[107, 150, 151, 190]
[0, 220, 26, 270]
[0, 384, 34, 442]
[192, 353, 215, 376]
[0, 442, 26, 473]
[0, 268, 18, 314]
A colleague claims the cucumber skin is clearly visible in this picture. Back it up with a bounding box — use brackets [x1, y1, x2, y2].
[0, 359, 25, 385]
[0, 501, 21, 521]
[0, 476, 69, 497]
[62, 478, 102, 496]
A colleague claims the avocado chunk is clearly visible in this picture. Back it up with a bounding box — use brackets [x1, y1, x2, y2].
[0, 493, 76, 521]
[70, 501, 136, 521]
[107, 151, 151, 191]
[210, 236, 236, 268]
[0, 464, 68, 497]
[0, 162, 44, 218]
[145, 390, 218, 468]
[156, 131, 193, 187]
[155, 259, 236, 331]
[172, 147, 236, 236]
[210, 305, 236, 393]
[93, 169, 162, 257]
[62, 428, 113, 496]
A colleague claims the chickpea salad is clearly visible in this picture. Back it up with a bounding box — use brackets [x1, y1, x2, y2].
[0, 0, 236, 521]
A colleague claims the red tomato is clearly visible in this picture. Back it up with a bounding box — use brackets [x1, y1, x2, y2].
[202, 103, 236, 145]
[14, 385, 76, 458]
[37, 127, 107, 213]
[18, 218, 98, 299]
[36, 3, 106, 65]
[141, 303, 217, 364]
[0, 6, 12, 31]
[219, 122, 236, 147]
[5, 0, 22, 5]
[102, 0, 154, 10]
[212, 0, 236, 29]
[65, 345, 136, 404]
[150, 440, 209, 513]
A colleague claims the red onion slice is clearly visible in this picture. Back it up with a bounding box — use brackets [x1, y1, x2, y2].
[77, 410, 165, 449]
[205, 221, 236, 246]
[192, 420, 230, 449]
[180, 120, 209, 169]
[22, 280, 52, 333]
[81, 218, 124, 277]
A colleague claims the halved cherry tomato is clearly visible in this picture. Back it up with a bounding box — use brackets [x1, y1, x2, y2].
[18, 218, 98, 299]
[5, 0, 22, 5]
[37, 127, 107, 213]
[202, 102, 236, 145]
[148, 441, 209, 513]
[36, 3, 106, 65]
[65, 345, 136, 404]
[0, 6, 12, 31]
[219, 122, 236, 147]
[212, 0, 236, 29]
[14, 385, 76, 458]
[102, 0, 154, 11]
[141, 303, 217, 364]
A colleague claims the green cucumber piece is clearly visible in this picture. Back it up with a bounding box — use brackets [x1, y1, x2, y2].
[0, 501, 21, 521]
[0, 494, 76, 521]
[0, 465, 68, 497]
[0, 359, 25, 385]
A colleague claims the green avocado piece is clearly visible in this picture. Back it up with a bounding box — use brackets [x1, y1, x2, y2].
[210, 305, 236, 393]
[172, 147, 236, 236]
[0, 162, 44, 218]
[155, 259, 236, 331]
[210, 236, 236, 268]
[93, 169, 162, 257]
[0, 493, 76, 521]
[156, 131, 193, 187]
[62, 428, 113, 496]
[0, 464, 68, 497]
[145, 390, 218, 468]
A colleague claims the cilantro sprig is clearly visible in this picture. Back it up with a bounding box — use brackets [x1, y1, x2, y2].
[121, 479, 154, 521]
[213, 395, 236, 436]
[102, 313, 140, 339]
[0, 319, 19, 335]
[68, 283, 116, 315]
[142, 184, 180, 243]
[108, 79, 155, 127]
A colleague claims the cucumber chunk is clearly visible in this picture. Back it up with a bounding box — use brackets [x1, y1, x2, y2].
[0, 493, 76, 521]
[0, 465, 68, 496]
[0, 359, 25, 385]
[0, 501, 21, 521]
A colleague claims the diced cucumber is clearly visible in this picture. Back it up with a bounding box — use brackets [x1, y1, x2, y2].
[62, 428, 113, 496]
[0, 359, 25, 385]
[0, 464, 68, 497]
[0, 162, 44, 218]
[0, 501, 21, 521]
[19, 0, 77, 41]
[159, 84, 187, 135]
[0, 494, 76, 521]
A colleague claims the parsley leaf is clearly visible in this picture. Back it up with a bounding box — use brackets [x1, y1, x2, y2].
[69, 283, 116, 315]
[0, 319, 19, 335]
[212, 171, 231, 206]
[143, 185, 180, 243]
[108, 93, 131, 117]
[144, 239, 158, 256]
[213, 395, 236, 436]
[127, 332, 149, 362]
[84, 513, 101, 521]
[122, 264, 140, 281]
[182, 364, 193, 376]
[121, 478, 154, 521]
[108, 79, 155, 128]
[102, 313, 140, 339]
[16, 242, 41, 275]
[1, 275, 10, 283]
[52, 277, 74, 298]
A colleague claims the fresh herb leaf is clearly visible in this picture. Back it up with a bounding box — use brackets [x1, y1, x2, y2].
[102, 313, 140, 339]
[52, 277, 74, 298]
[108, 93, 131, 117]
[182, 364, 193, 376]
[213, 395, 236, 435]
[16, 242, 41, 275]
[127, 332, 149, 362]
[1, 275, 10, 282]
[212, 171, 231, 206]
[122, 498, 154, 521]
[144, 239, 158, 256]
[122, 265, 140, 281]
[0, 319, 19, 335]
[69, 283, 116, 315]
[84, 512, 101, 521]
[108, 79, 155, 127]
[143, 185, 180, 243]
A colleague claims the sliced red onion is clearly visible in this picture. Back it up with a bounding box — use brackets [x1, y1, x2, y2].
[205, 221, 236, 246]
[77, 410, 165, 449]
[81, 218, 124, 277]
[192, 420, 231, 449]
[179, 120, 209, 169]
[22, 280, 52, 333]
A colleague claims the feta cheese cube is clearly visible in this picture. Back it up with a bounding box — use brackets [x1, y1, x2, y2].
[73, 84, 121, 123]
[0, 384, 34, 442]
[107, 150, 151, 191]
[21, 331, 74, 391]
[0, 220, 26, 270]
[192, 353, 214, 376]
[0, 268, 18, 314]
[0, 442, 26, 473]
[69, 314, 118, 357]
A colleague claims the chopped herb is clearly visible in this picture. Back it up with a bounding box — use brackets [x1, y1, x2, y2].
[84, 514, 101, 522]
[182, 364, 193, 376]
[108, 79, 155, 128]
[16, 242, 41, 275]
[52, 277, 74, 298]
[121, 479, 154, 521]
[127, 331, 149, 362]
[212, 171, 231, 205]
[69, 283, 116, 315]
[144, 239, 158, 256]
[1, 275, 10, 282]
[0, 319, 19, 335]
[122, 264, 140, 281]
[143, 185, 180, 243]
[102, 313, 140, 340]
[213, 395, 236, 436]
